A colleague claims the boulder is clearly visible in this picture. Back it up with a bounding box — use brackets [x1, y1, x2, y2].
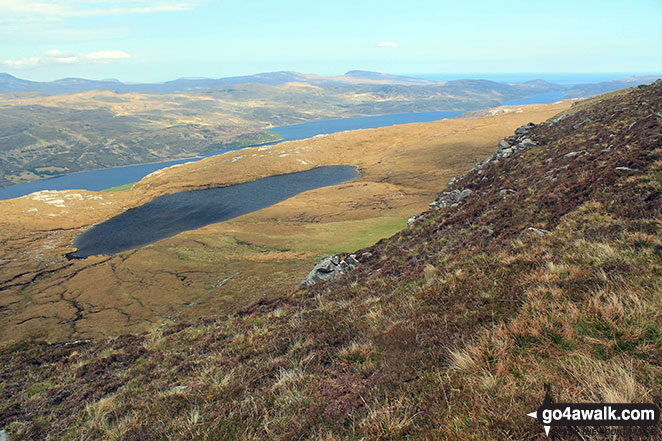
[301, 254, 359, 286]
[515, 122, 536, 136]
[518, 138, 537, 149]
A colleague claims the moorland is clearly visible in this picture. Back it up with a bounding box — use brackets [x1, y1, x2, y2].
[0, 100, 571, 342]
[0, 80, 659, 440]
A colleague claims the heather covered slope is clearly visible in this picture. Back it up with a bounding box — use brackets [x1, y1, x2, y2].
[1, 83, 661, 440]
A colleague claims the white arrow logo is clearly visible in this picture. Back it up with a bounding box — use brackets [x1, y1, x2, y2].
[527, 411, 551, 436]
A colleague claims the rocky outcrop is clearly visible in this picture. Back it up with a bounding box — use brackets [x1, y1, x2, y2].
[408, 121, 543, 228]
[472, 122, 538, 172]
[301, 254, 359, 286]
[429, 188, 473, 209]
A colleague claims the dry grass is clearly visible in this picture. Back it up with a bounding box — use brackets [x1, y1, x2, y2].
[0, 101, 569, 343]
[0, 84, 660, 440]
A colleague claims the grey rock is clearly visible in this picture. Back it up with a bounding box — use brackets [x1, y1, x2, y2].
[514, 122, 536, 136]
[528, 227, 547, 236]
[499, 148, 513, 158]
[316, 257, 338, 273]
[407, 214, 423, 227]
[301, 254, 360, 286]
[615, 166, 639, 172]
[171, 385, 188, 393]
[565, 151, 587, 158]
[345, 254, 359, 266]
[53, 338, 93, 347]
[499, 188, 516, 196]
[458, 189, 473, 200]
[549, 114, 568, 127]
[518, 138, 537, 148]
[498, 139, 511, 150]
[430, 188, 473, 209]
[0, 430, 7, 441]
[573, 118, 591, 130]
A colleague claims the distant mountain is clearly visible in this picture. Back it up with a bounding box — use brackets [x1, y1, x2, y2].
[0, 70, 658, 97]
[562, 75, 662, 98]
[0, 71, 435, 95]
[0, 73, 129, 95]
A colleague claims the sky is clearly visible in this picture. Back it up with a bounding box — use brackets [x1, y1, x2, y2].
[1, 0, 661, 82]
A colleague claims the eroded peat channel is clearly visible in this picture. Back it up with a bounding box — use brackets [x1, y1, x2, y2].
[67, 165, 359, 259]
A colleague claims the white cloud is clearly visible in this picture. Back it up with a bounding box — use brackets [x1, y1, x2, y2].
[2, 49, 131, 69]
[3, 57, 41, 69]
[377, 41, 400, 48]
[0, 1, 201, 22]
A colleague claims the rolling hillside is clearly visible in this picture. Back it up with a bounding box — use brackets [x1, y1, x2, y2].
[0, 83, 660, 440]
[0, 76, 561, 188]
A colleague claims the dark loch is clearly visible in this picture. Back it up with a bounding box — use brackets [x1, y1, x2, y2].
[67, 165, 359, 258]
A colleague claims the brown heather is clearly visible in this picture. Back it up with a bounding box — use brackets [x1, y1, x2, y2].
[1, 83, 661, 440]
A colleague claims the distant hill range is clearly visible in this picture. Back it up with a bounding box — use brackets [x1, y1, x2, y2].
[1, 70, 659, 97]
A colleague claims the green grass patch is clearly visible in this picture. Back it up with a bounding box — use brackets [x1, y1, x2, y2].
[26, 380, 55, 397]
[101, 182, 134, 192]
[285, 217, 408, 256]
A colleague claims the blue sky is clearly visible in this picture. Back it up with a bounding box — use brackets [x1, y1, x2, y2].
[1, 0, 661, 82]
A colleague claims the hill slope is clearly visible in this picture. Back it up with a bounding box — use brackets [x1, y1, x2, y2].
[0, 78, 561, 188]
[0, 83, 661, 440]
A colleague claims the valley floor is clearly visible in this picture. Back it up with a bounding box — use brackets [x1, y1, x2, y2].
[0, 102, 570, 343]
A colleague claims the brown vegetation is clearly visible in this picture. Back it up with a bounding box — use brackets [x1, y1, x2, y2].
[0, 83, 660, 439]
[0, 102, 569, 343]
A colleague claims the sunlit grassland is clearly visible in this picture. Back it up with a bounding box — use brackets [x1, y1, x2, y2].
[101, 182, 134, 192]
